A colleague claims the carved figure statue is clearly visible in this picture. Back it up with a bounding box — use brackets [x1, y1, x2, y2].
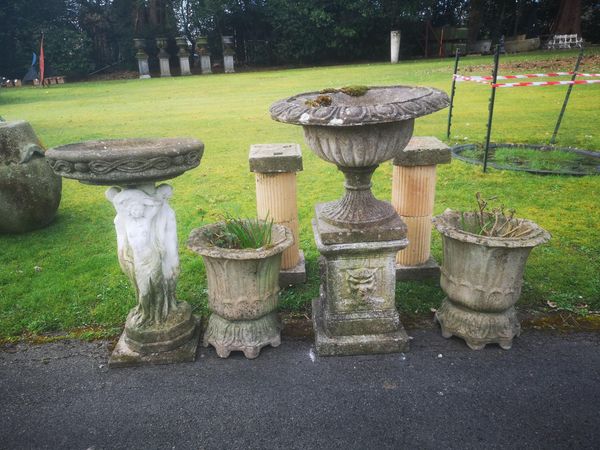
[106, 184, 179, 327]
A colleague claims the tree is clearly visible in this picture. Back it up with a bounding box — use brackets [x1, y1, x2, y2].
[551, 0, 582, 35]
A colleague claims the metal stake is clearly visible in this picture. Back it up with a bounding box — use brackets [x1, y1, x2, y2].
[483, 44, 500, 173]
[446, 49, 461, 139]
[550, 46, 585, 145]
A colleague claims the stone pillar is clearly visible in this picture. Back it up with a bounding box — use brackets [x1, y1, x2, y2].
[196, 37, 212, 74]
[133, 38, 151, 79]
[156, 37, 171, 77]
[176, 37, 192, 76]
[222, 36, 235, 73]
[249, 143, 306, 286]
[391, 30, 401, 63]
[392, 136, 451, 280]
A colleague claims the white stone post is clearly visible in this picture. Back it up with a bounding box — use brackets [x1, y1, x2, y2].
[222, 36, 235, 73]
[156, 37, 171, 77]
[391, 30, 401, 63]
[176, 37, 192, 76]
[392, 136, 450, 280]
[249, 143, 306, 286]
[223, 54, 235, 73]
[196, 37, 212, 74]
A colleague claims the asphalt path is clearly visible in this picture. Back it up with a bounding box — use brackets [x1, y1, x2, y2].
[1, 328, 599, 449]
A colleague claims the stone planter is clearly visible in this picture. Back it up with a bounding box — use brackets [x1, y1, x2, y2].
[0, 120, 61, 233]
[188, 222, 294, 359]
[433, 209, 551, 350]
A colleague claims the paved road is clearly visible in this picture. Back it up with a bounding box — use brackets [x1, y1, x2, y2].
[1, 328, 599, 449]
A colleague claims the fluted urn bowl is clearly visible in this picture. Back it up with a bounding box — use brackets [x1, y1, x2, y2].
[270, 85, 449, 243]
[46, 138, 203, 185]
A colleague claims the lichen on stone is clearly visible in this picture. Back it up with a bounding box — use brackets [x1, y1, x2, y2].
[305, 95, 333, 107]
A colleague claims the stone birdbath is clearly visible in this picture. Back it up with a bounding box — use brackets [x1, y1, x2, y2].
[270, 86, 449, 356]
[46, 138, 204, 367]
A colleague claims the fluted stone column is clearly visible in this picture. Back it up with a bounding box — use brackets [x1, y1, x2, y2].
[156, 37, 171, 77]
[392, 136, 450, 280]
[249, 143, 306, 286]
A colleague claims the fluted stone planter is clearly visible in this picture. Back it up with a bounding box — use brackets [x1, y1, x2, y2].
[271, 85, 449, 355]
[188, 222, 293, 359]
[0, 120, 61, 233]
[46, 138, 204, 367]
[433, 209, 551, 350]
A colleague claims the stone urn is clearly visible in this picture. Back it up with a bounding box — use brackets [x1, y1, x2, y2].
[433, 209, 551, 350]
[0, 120, 61, 233]
[270, 86, 449, 244]
[46, 138, 204, 367]
[188, 222, 294, 359]
[270, 86, 449, 356]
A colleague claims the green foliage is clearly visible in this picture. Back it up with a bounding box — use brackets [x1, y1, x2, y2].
[203, 216, 274, 249]
[43, 26, 95, 77]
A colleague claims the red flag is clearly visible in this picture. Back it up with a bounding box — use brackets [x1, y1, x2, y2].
[39, 34, 45, 86]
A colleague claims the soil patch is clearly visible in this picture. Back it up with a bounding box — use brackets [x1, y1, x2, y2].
[462, 54, 600, 75]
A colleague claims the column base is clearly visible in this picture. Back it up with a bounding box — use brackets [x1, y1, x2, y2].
[315, 203, 407, 245]
[203, 312, 281, 359]
[279, 250, 307, 287]
[312, 297, 409, 356]
[435, 298, 520, 350]
[395, 256, 440, 281]
[108, 317, 201, 368]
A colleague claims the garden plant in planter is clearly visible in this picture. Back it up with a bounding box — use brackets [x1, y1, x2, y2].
[188, 217, 293, 359]
[433, 194, 551, 350]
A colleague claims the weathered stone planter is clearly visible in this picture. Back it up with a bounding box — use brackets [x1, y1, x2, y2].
[46, 138, 204, 367]
[271, 85, 449, 356]
[0, 120, 61, 233]
[188, 222, 293, 359]
[433, 209, 551, 350]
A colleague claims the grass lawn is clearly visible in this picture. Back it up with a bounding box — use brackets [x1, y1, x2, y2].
[1, 49, 599, 341]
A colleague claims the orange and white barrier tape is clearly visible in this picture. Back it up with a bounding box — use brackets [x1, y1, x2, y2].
[493, 79, 600, 88]
[453, 72, 600, 88]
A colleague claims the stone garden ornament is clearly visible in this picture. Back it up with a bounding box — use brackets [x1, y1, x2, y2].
[433, 208, 550, 350]
[271, 85, 449, 356]
[0, 120, 61, 233]
[188, 221, 293, 359]
[46, 138, 203, 367]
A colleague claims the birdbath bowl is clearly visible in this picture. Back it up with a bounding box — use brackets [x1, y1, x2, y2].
[270, 85, 449, 244]
[46, 138, 204, 367]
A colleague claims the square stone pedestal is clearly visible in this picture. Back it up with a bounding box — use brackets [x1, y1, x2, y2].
[108, 317, 201, 368]
[395, 256, 441, 281]
[279, 250, 307, 287]
[311, 219, 410, 356]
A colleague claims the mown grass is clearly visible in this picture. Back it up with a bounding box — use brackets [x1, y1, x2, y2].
[1, 48, 599, 340]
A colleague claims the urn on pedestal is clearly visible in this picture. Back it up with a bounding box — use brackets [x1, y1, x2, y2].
[270, 85, 449, 355]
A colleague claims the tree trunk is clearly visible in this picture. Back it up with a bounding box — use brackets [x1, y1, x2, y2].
[467, 0, 483, 48]
[552, 0, 582, 35]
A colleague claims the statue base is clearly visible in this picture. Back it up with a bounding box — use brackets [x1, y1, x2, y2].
[109, 317, 201, 368]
